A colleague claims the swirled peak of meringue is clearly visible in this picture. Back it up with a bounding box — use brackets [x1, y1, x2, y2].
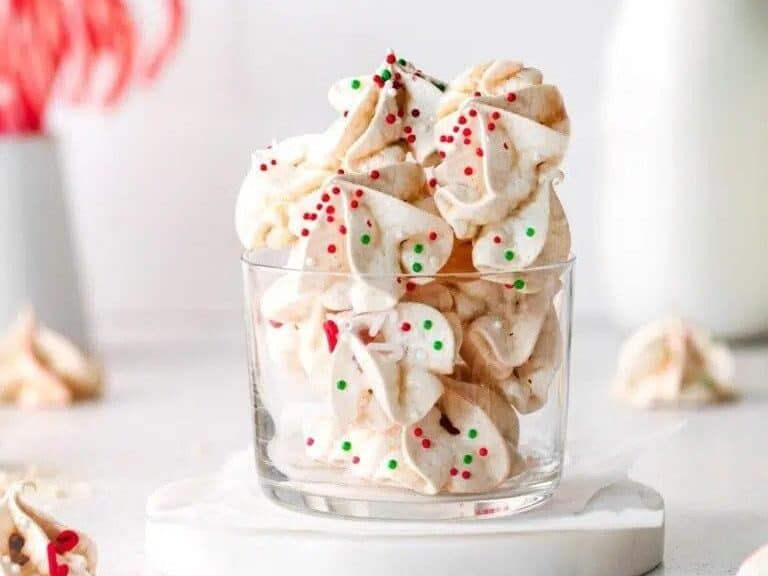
[0, 482, 97, 576]
[438, 60, 545, 119]
[318, 51, 447, 171]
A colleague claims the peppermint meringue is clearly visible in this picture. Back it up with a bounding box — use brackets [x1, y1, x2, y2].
[0, 311, 102, 409]
[238, 51, 571, 496]
[614, 318, 737, 408]
[0, 483, 97, 576]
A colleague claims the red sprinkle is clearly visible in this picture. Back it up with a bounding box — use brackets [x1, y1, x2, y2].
[350, 200, 359, 209]
[355, 189, 364, 197]
[506, 92, 517, 102]
[464, 166, 474, 176]
[487, 122, 496, 131]
[479, 447, 489, 457]
[428, 178, 437, 188]
[301, 228, 310, 237]
[474, 91, 481, 97]
[332, 186, 341, 194]
[326, 205, 335, 214]
[468, 109, 477, 117]
[462, 128, 472, 136]
[405, 281, 416, 292]
[386, 53, 396, 64]
[450, 467, 459, 477]
[337, 169, 345, 174]
[462, 470, 471, 480]
[452, 126, 459, 133]
[407, 134, 416, 144]
[421, 439, 431, 449]
[321, 193, 330, 202]
[428, 231, 438, 241]
[327, 244, 337, 254]
[370, 170, 380, 179]
[303, 212, 310, 220]
[493, 236, 501, 244]
[463, 138, 471, 145]
[404, 126, 413, 134]
[352, 456, 360, 464]
[270, 159, 277, 165]
[323, 320, 339, 352]
[306, 437, 315, 446]
[439, 135, 447, 143]
[438, 151, 446, 158]
[259, 164, 267, 171]
[446, 135, 454, 143]
[491, 111, 501, 120]
[269, 320, 283, 328]
[316, 203, 323, 210]
[386, 113, 396, 124]
[310, 213, 318, 221]
[326, 216, 334, 223]
[414, 427, 423, 437]
[458, 115, 467, 125]
[339, 225, 347, 235]
[411, 108, 420, 117]
[401, 322, 412, 332]
[476, 147, 484, 157]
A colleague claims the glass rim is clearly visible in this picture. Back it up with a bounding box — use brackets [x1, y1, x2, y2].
[241, 251, 575, 278]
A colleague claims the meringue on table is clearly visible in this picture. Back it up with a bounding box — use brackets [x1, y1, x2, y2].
[0, 482, 97, 576]
[0, 311, 102, 409]
[614, 318, 737, 408]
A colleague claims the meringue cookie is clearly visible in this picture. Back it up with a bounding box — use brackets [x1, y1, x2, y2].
[402, 383, 515, 495]
[322, 52, 446, 170]
[0, 311, 102, 409]
[437, 60, 544, 119]
[260, 163, 454, 319]
[614, 318, 737, 408]
[433, 87, 569, 241]
[0, 482, 97, 576]
[236, 135, 333, 250]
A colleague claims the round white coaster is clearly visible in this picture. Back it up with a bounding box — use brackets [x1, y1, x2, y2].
[145, 451, 664, 576]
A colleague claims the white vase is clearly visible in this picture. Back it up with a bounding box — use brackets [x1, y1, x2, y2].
[0, 135, 90, 348]
[598, 0, 768, 338]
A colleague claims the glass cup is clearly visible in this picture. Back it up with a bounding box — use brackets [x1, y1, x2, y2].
[242, 253, 574, 520]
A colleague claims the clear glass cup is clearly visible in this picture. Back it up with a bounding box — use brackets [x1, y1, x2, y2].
[242, 253, 574, 520]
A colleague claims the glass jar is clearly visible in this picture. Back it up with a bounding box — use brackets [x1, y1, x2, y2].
[242, 255, 574, 520]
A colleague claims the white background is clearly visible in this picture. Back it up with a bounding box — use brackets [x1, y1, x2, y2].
[56, 0, 618, 343]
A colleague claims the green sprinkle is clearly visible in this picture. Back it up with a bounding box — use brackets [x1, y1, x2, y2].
[360, 234, 371, 245]
[514, 279, 526, 290]
[414, 243, 424, 254]
[526, 227, 536, 237]
[433, 340, 443, 351]
[381, 69, 392, 81]
[423, 319, 433, 330]
[463, 454, 474, 465]
[434, 82, 446, 92]
[387, 459, 398, 470]
[351, 78, 361, 90]
[412, 262, 423, 273]
[504, 250, 515, 261]
[468, 429, 478, 439]
[336, 379, 347, 391]
[342, 441, 352, 452]
[397, 58, 407, 66]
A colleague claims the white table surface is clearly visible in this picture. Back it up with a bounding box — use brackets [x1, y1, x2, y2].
[1, 322, 766, 575]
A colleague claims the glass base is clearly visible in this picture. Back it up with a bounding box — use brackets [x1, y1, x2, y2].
[260, 476, 559, 520]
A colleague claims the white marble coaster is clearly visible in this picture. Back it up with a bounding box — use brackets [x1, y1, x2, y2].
[145, 451, 664, 576]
